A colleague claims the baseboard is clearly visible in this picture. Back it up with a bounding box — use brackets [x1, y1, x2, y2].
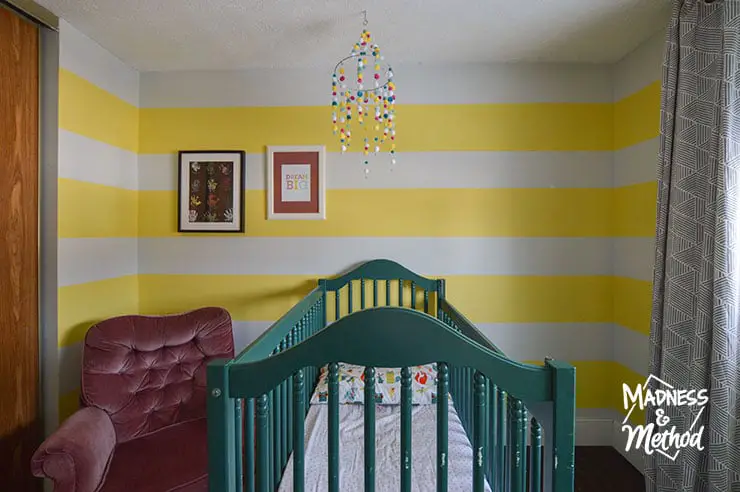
[573, 410, 645, 474]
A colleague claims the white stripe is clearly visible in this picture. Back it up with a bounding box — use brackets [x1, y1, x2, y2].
[59, 238, 138, 287]
[59, 130, 138, 190]
[614, 137, 659, 187]
[613, 324, 649, 376]
[138, 237, 613, 276]
[59, 320, 613, 395]
[613, 237, 655, 282]
[59, 20, 139, 107]
[613, 28, 665, 102]
[139, 64, 612, 108]
[138, 150, 612, 191]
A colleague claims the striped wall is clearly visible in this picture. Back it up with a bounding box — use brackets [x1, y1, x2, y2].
[610, 29, 665, 431]
[57, 20, 140, 421]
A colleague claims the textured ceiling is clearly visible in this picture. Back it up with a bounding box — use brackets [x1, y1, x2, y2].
[36, 0, 672, 72]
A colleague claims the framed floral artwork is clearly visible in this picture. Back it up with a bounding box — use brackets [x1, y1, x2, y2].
[177, 150, 246, 232]
[266, 145, 326, 220]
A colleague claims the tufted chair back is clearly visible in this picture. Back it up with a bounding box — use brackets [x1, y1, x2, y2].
[80, 307, 234, 443]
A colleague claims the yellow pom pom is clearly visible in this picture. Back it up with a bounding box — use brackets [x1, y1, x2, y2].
[339, 67, 344, 74]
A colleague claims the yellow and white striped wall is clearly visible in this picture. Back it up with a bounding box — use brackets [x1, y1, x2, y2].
[52, 17, 666, 459]
[56, 20, 139, 422]
[610, 29, 664, 469]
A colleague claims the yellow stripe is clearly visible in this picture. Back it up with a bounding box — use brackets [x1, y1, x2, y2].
[613, 182, 657, 237]
[58, 275, 139, 347]
[614, 80, 661, 149]
[59, 388, 80, 423]
[139, 188, 613, 238]
[138, 103, 613, 154]
[59, 68, 139, 152]
[139, 274, 612, 324]
[614, 276, 653, 336]
[59, 179, 138, 238]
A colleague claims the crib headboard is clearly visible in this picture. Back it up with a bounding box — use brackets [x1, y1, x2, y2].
[318, 259, 443, 322]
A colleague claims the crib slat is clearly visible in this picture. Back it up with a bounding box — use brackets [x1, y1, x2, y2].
[373, 279, 378, 306]
[398, 278, 403, 306]
[424, 289, 429, 314]
[335, 289, 341, 321]
[497, 391, 507, 492]
[256, 395, 269, 492]
[287, 336, 294, 455]
[328, 362, 340, 492]
[235, 398, 244, 491]
[530, 418, 543, 492]
[274, 386, 281, 485]
[361, 278, 366, 309]
[244, 398, 255, 492]
[400, 367, 412, 492]
[437, 363, 449, 492]
[364, 367, 376, 492]
[270, 389, 277, 490]
[386, 279, 391, 305]
[411, 282, 416, 309]
[510, 399, 525, 492]
[473, 372, 486, 492]
[488, 385, 497, 484]
[293, 370, 305, 492]
[348, 280, 353, 314]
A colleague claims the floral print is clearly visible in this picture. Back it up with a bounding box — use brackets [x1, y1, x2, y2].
[310, 363, 441, 405]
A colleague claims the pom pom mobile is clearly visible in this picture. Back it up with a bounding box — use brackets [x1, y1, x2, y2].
[331, 10, 396, 176]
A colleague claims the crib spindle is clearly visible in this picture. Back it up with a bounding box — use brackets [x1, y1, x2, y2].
[361, 278, 366, 309]
[488, 384, 497, 485]
[424, 289, 429, 314]
[280, 341, 288, 470]
[437, 363, 449, 492]
[398, 278, 403, 306]
[270, 389, 277, 489]
[386, 279, 391, 305]
[293, 370, 305, 492]
[287, 336, 294, 454]
[411, 282, 416, 309]
[364, 366, 376, 492]
[510, 399, 525, 492]
[256, 395, 269, 492]
[400, 367, 412, 492]
[373, 279, 378, 307]
[245, 398, 255, 492]
[497, 391, 507, 492]
[335, 289, 341, 321]
[530, 418, 543, 492]
[328, 362, 339, 492]
[274, 387, 281, 485]
[473, 372, 486, 492]
[234, 398, 244, 491]
[348, 280, 353, 314]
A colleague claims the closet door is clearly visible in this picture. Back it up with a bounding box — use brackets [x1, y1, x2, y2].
[0, 6, 40, 491]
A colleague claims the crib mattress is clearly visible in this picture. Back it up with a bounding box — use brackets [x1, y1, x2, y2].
[277, 399, 492, 492]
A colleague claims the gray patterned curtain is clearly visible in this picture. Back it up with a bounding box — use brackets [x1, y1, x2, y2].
[647, 0, 740, 491]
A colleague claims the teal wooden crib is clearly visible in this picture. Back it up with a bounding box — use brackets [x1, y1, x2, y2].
[207, 259, 576, 492]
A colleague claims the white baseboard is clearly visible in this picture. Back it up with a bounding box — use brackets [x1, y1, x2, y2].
[573, 409, 645, 475]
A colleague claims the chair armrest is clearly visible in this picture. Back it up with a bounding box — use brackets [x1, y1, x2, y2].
[31, 406, 116, 492]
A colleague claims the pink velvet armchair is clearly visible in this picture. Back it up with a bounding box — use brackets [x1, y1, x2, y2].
[31, 307, 235, 492]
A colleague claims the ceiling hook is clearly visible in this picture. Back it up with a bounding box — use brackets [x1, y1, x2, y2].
[362, 10, 368, 26]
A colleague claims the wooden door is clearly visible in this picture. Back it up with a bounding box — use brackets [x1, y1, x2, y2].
[0, 6, 40, 491]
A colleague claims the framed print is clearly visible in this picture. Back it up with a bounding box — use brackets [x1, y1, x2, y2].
[267, 146, 326, 220]
[177, 150, 245, 232]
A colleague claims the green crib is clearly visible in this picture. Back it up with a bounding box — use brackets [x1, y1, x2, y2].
[207, 259, 576, 492]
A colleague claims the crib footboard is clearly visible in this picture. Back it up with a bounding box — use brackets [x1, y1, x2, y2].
[208, 305, 575, 492]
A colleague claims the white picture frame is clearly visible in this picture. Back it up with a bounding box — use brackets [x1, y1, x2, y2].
[266, 145, 326, 220]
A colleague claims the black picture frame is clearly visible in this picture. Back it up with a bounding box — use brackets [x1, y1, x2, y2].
[177, 150, 246, 233]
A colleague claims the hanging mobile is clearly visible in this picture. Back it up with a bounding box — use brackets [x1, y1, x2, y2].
[331, 10, 396, 177]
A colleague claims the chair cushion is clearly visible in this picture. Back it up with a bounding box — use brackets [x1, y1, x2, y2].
[81, 307, 234, 442]
[100, 417, 209, 492]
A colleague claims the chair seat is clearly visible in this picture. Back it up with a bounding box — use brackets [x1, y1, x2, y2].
[101, 417, 208, 492]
